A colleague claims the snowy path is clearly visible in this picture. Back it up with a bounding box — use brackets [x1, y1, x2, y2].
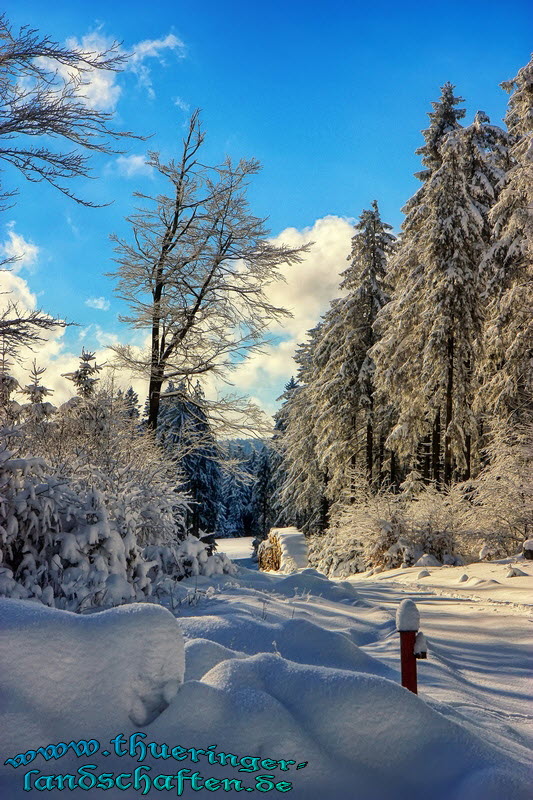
[215, 536, 256, 569]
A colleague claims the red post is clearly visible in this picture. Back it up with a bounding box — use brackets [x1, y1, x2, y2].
[400, 630, 418, 694]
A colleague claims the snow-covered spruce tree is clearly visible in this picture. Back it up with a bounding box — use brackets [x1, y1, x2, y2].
[218, 441, 260, 538]
[0, 421, 155, 610]
[62, 348, 103, 398]
[373, 91, 507, 485]
[372, 84, 466, 486]
[158, 381, 222, 536]
[250, 445, 273, 541]
[476, 55, 533, 426]
[278, 328, 329, 533]
[38, 356, 234, 596]
[116, 386, 140, 419]
[268, 377, 298, 531]
[311, 202, 395, 499]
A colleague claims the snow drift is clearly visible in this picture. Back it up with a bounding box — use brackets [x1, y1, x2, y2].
[0, 560, 531, 800]
[0, 598, 184, 758]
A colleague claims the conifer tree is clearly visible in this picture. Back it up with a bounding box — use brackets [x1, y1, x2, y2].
[269, 377, 299, 529]
[477, 55, 533, 425]
[251, 446, 273, 540]
[63, 349, 103, 398]
[312, 202, 395, 496]
[123, 387, 140, 419]
[158, 381, 222, 535]
[372, 89, 506, 484]
[278, 327, 329, 532]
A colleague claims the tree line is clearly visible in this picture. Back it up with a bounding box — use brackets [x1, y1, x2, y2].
[265, 63, 532, 571]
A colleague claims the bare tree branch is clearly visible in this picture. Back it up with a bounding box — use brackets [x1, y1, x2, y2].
[0, 13, 145, 207]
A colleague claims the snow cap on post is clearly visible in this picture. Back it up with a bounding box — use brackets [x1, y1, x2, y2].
[396, 599, 420, 632]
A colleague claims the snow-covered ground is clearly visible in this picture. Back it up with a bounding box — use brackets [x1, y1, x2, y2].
[0, 538, 531, 799]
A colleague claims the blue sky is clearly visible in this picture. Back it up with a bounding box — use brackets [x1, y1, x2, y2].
[1, 0, 531, 416]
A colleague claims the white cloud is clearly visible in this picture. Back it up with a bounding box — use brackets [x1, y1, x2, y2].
[129, 33, 186, 98]
[2, 223, 39, 273]
[226, 215, 355, 411]
[115, 154, 153, 178]
[0, 270, 147, 405]
[174, 96, 190, 113]
[57, 31, 123, 112]
[85, 296, 110, 311]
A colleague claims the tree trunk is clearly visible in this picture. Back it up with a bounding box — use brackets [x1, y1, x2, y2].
[366, 418, 373, 486]
[147, 276, 164, 430]
[378, 434, 385, 487]
[390, 449, 397, 490]
[147, 373, 164, 430]
[444, 336, 454, 486]
[464, 434, 471, 481]
[432, 409, 441, 487]
[420, 434, 431, 482]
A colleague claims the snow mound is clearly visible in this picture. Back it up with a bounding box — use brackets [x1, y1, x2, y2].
[415, 554, 442, 567]
[184, 638, 246, 681]
[181, 615, 392, 677]
[273, 570, 361, 603]
[417, 569, 431, 578]
[0, 598, 184, 756]
[458, 573, 470, 582]
[150, 653, 531, 800]
[522, 538, 533, 555]
[506, 566, 528, 577]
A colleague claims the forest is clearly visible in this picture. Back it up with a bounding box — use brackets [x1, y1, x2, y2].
[0, 13, 531, 611]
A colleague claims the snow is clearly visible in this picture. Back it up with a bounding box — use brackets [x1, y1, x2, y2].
[0, 553, 532, 799]
[353, 554, 533, 608]
[396, 598, 420, 630]
[0, 598, 185, 755]
[415, 553, 441, 567]
[271, 526, 308, 572]
[414, 631, 428, 656]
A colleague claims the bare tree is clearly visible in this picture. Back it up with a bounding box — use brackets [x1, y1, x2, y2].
[0, 14, 141, 207]
[109, 111, 310, 429]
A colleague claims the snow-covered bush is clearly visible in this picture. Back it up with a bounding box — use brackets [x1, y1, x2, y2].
[146, 536, 235, 585]
[0, 433, 149, 609]
[0, 368, 236, 610]
[462, 423, 533, 557]
[309, 485, 466, 576]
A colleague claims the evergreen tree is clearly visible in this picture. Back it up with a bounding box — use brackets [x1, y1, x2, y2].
[269, 377, 299, 529]
[372, 90, 506, 484]
[246, 445, 273, 541]
[217, 442, 264, 538]
[278, 328, 329, 533]
[63, 349, 103, 398]
[123, 387, 140, 419]
[312, 201, 395, 497]
[158, 381, 222, 535]
[477, 55, 533, 425]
